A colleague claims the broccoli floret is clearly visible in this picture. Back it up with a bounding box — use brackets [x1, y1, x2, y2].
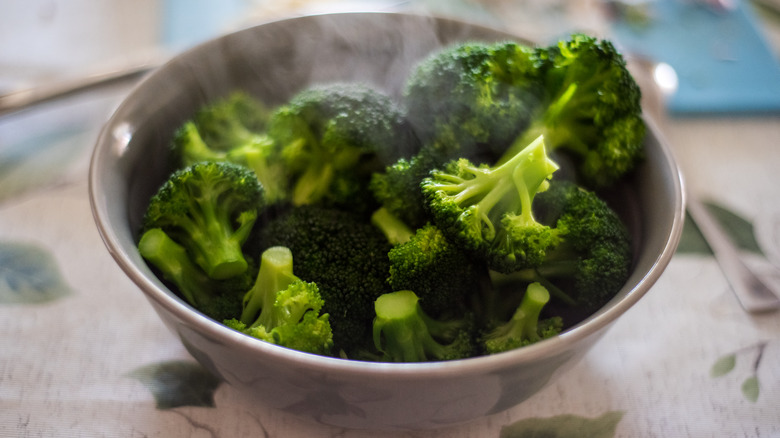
[225, 246, 333, 356]
[141, 161, 263, 280]
[499, 34, 646, 188]
[192, 91, 271, 150]
[422, 135, 561, 274]
[509, 179, 633, 311]
[480, 282, 563, 354]
[387, 224, 488, 317]
[369, 149, 441, 230]
[137, 228, 252, 321]
[266, 83, 419, 214]
[372, 290, 476, 362]
[256, 205, 393, 354]
[404, 41, 544, 163]
[171, 92, 287, 204]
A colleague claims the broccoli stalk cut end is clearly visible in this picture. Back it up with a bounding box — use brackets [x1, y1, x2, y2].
[372, 290, 474, 362]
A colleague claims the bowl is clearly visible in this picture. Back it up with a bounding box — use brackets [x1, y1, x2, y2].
[89, 12, 685, 430]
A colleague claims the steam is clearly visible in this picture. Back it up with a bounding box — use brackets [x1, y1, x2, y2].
[209, 12, 515, 105]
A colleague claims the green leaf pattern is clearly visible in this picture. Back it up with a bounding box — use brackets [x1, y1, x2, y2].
[710, 342, 771, 403]
[0, 241, 71, 304]
[710, 353, 737, 378]
[501, 411, 625, 438]
[127, 360, 223, 409]
[678, 201, 764, 255]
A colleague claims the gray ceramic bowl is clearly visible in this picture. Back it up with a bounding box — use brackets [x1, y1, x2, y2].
[89, 12, 684, 430]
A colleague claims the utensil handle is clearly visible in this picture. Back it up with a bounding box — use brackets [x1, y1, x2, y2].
[0, 58, 160, 117]
[687, 195, 780, 313]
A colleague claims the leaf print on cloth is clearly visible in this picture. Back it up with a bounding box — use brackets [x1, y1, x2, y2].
[0, 241, 71, 304]
[678, 201, 764, 255]
[128, 360, 223, 409]
[711, 341, 771, 403]
[500, 411, 625, 438]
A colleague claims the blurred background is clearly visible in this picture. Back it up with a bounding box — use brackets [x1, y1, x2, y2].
[2, 0, 780, 114]
[0, 0, 778, 200]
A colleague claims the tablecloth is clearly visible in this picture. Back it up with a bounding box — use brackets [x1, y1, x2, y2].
[2, 1, 780, 437]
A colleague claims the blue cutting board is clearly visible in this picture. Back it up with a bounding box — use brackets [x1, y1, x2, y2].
[611, 0, 780, 115]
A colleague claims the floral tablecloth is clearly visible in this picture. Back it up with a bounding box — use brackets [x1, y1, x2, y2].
[2, 1, 780, 437]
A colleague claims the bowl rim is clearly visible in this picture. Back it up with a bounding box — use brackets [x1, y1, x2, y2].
[88, 11, 686, 378]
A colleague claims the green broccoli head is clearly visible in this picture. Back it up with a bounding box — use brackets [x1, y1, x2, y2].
[266, 83, 419, 213]
[422, 135, 562, 274]
[480, 282, 562, 354]
[388, 224, 488, 317]
[191, 91, 272, 151]
[404, 41, 544, 163]
[502, 34, 646, 188]
[141, 161, 263, 280]
[256, 205, 393, 355]
[171, 93, 288, 204]
[372, 290, 476, 362]
[520, 179, 633, 311]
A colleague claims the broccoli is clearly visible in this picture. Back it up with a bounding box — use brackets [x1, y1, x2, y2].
[256, 205, 393, 355]
[141, 161, 263, 280]
[225, 246, 333, 356]
[137, 228, 253, 322]
[368, 149, 441, 231]
[497, 34, 646, 188]
[404, 41, 544, 163]
[404, 35, 645, 188]
[372, 290, 475, 362]
[387, 223, 488, 317]
[265, 83, 419, 214]
[421, 135, 561, 274]
[171, 92, 287, 204]
[480, 282, 563, 354]
[191, 91, 271, 150]
[507, 179, 633, 311]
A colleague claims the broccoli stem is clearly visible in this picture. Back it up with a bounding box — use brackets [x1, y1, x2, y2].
[291, 163, 335, 206]
[178, 122, 226, 164]
[482, 282, 552, 353]
[240, 246, 299, 326]
[501, 267, 578, 307]
[174, 184, 256, 280]
[138, 228, 212, 307]
[373, 290, 464, 362]
[371, 207, 414, 245]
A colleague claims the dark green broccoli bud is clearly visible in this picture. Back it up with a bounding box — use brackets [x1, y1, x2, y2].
[404, 41, 544, 163]
[422, 135, 561, 274]
[387, 224, 488, 317]
[171, 92, 287, 204]
[372, 290, 476, 362]
[511, 179, 633, 312]
[499, 34, 645, 188]
[256, 206, 393, 354]
[266, 83, 419, 214]
[225, 246, 333, 356]
[138, 228, 252, 322]
[141, 161, 263, 280]
[480, 282, 562, 354]
[369, 149, 441, 230]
